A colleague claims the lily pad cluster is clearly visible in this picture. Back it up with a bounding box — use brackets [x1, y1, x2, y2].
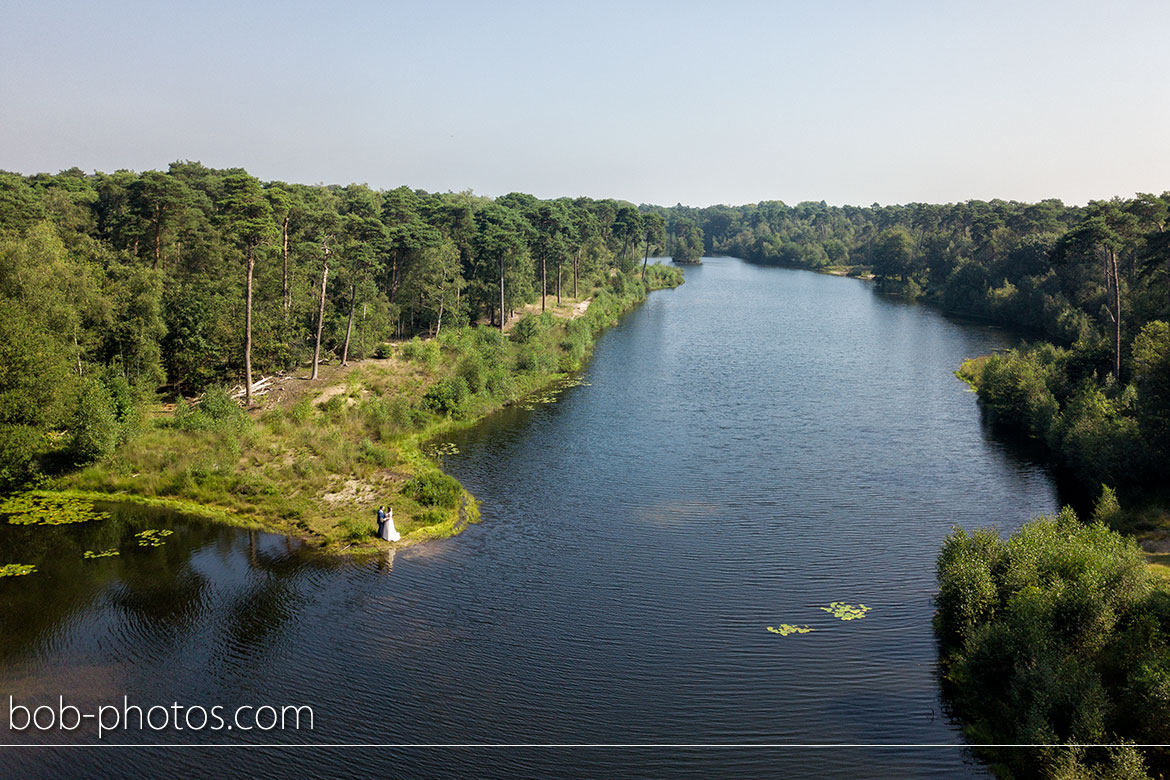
[766, 601, 873, 637]
[422, 442, 460, 459]
[518, 378, 592, 411]
[0, 563, 37, 578]
[135, 529, 174, 547]
[820, 602, 871, 621]
[1, 493, 111, 526]
[83, 549, 120, 559]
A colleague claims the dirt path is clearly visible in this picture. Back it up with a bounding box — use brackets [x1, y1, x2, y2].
[502, 297, 591, 332]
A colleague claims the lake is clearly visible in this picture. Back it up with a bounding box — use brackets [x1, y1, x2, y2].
[0, 258, 1063, 778]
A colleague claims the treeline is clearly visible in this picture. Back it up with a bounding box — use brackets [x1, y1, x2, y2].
[936, 495, 1170, 779]
[0, 163, 682, 489]
[664, 196, 1170, 497]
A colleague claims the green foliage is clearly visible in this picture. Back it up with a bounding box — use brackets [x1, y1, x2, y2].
[1, 493, 111, 525]
[69, 378, 120, 463]
[819, 602, 870, 620]
[402, 470, 461, 509]
[400, 337, 440, 366]
[936, 508, 1168, 778]
[967, 342, 1155, 488]
[423, 376, 469, 416]
[0, 564, 36, 578]
[173, 385, 250, 434]
[135, 528, 173, 547]
[511, 312, 554, 344]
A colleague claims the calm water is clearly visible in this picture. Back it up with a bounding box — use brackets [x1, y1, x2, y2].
[0, 259, 1062, 778]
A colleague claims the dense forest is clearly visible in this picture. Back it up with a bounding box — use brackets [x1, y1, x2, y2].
[661, 196, 1170, 500]
[0, 163, 688, 493]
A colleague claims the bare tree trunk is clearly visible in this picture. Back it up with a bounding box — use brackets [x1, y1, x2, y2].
[436, 296, 445, 335]
[341, 281, 356, 366]
[282, 214, 290, 314]
[153, 207, 162, 271]
[541, 255, 547, 312]
[499, 255, 506, 333]
[641, 234, 650, 282]
[573, 246, 580, 299]
[73, 333, 83, 377]
[1110, 249, 1122, 378]
[244, 245, 255, 406]
[311, 243, 330, 380]
[556, 260, 562, 304]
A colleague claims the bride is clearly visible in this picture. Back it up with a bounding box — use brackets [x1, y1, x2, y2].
[380, 507, 401, 542]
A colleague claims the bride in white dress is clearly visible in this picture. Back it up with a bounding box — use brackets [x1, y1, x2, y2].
[380, 507, 401, 542]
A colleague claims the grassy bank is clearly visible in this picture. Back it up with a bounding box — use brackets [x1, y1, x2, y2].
[44, 267, 683, 550]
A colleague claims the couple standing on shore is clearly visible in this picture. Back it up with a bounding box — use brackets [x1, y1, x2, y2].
[376, 505, 400, 542]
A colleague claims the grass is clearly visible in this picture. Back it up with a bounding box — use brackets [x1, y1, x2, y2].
[46, 269, 682, 552]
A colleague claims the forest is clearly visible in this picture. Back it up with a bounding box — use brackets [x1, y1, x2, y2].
[0, 163, 689, 496]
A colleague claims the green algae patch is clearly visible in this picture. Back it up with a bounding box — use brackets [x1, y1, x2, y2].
[820, 602, 871, 621]
[1, 492, 111, 526]
[0, 564, 37, 577]
[135, 529, 174, 547]
[766, 624, 815, 636]
[83, 549, 120, 559]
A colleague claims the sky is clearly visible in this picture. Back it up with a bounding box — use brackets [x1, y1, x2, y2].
[2, 0, 1169, 207]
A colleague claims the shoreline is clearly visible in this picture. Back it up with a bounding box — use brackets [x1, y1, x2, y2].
[30, 272, 683, 554]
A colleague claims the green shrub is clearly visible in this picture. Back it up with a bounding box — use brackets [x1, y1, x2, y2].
[416, 507, 449, 527]
[423, 377, 469, 415]
[457, 351, 487, 394]
[339, 516, 371, 542]
[69, 377, 119, 462]
[374, 342, 394, 359]
[0, 424, 45, 490]
[400, 337, 440, 366]
[288, 398, 314, 425]
[935, 508, 1165, 778]
[403, 470, 461, 509]
[174, 385, 249, 434]
[511, 312, 554, 345]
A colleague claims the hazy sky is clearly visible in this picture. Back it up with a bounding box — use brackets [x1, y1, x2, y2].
[3, 0, 1168, 207]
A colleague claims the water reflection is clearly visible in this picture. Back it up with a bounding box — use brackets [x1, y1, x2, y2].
[0, 259, 1065, 778]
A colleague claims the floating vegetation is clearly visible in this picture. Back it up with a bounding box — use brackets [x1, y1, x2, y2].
[518, 377, 592, 410]
[422, 442, 460, 459]
[1, 493, 111, 526]
[766, 624, 815, 636]
[135, 529, 174, 547]
[0, 564, 36, 578]
[820, 602, 871, 621]
[83, 549, 120, 559]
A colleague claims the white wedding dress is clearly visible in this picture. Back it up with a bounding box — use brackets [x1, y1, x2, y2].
[381, 509, 401, 542]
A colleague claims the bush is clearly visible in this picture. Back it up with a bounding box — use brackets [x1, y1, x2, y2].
[457, 351, 487, 393]
[423, 376, 469, 415]
[69, 377, 119, 462]
[173, 385, 249, 434]
[402, 470, 461, 509]
[400, 337, 440, 366]
[0, 424, 45, 490]
[288, 398, 314, 425]
[511, 312, 554, 345]
[935, 508, 1166, 778]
